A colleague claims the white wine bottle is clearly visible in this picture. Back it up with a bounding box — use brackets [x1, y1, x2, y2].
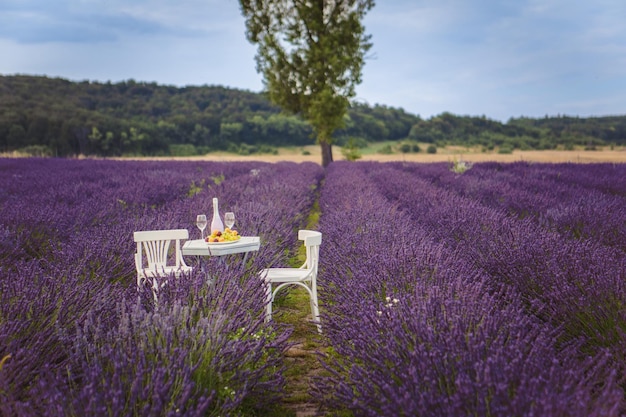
[210, 197, 224, 233]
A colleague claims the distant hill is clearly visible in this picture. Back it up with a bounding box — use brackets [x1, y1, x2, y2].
[408, 112, 626, 153]
[1, 75, 624, 157]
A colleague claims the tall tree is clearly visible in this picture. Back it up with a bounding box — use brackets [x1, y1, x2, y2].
[239, 0, 375, 167]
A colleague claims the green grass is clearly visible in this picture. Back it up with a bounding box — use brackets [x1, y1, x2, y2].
[257, 191, 334, 416]
[272, 288, 329, 412]
[358, 140, 398, 155]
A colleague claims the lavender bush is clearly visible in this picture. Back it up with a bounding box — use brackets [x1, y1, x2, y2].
[314, 161, 626, 415]
[395, 161, 626, 251]
[3, 157, 625, 416]
[363, 163, 626, 352]
[0, 158, 323, 416]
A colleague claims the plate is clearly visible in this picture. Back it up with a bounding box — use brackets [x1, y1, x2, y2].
[206, 239, 240, 245]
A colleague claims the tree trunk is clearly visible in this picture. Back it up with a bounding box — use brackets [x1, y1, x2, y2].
[320, 141, 334, 167]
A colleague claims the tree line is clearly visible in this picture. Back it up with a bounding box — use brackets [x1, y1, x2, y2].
[409, 112, 626, 152]
[0, 75, 624, 157]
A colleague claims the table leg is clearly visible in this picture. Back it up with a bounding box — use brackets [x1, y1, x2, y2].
[241, 252, 249, 268]
[195, 256, 214, 285]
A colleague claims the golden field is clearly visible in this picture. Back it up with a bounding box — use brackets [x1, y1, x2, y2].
[126, 144, 626, 164]
[4, 145, 626, 164]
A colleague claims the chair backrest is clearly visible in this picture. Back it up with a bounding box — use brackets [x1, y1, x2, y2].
[298, 230, 322, 271]
[134, 229, 189, 271]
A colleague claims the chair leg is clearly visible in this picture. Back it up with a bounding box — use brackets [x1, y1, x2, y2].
[137, 273, 145, 292]
[264, 280, 273, 322]
[310, 291, 322, 334]
[151, 276, 160, 304]
[266, 301, 272, 322]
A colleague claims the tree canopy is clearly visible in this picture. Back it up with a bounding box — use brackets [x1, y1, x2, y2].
[0, 75, 624, 158]
[239, 0, 375, 166]
[0, 75, 417, 157]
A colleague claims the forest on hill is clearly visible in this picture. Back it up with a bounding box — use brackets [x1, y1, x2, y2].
[1, 75, 625, 157]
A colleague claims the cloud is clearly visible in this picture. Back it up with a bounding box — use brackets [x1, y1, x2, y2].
[106, 0, 239, 32]
[355, 0, 626, 120]
[0, 0, 236, 44]
[0, 14, 172, 44]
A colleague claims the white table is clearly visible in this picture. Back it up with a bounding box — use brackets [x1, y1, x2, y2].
[182, 236, 261, 279]
[182, 236, 260, 257]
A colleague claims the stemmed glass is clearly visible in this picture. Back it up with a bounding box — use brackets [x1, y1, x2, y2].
[224, 212, 235, 229]
[196, 214, 207, 239]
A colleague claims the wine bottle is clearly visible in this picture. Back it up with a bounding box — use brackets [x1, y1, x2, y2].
[210, 197, 224, 233]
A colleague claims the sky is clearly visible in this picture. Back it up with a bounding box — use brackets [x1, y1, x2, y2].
[1, 0, 625, 122]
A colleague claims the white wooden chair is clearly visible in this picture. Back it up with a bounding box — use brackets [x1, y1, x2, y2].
[260, 230, 322, 333]
[134, 229, 192, 300]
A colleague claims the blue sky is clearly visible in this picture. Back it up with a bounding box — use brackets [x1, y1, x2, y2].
[1, 0, 625, 122]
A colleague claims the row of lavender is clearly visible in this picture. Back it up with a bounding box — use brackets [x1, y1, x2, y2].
[0, 158, 324, 416]
[396, 161, 626, 251]
[315, 161, 626, 416]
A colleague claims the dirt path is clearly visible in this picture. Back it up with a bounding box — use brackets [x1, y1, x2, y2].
[283, 340, 327, 417]
[273, 288, 330, 417]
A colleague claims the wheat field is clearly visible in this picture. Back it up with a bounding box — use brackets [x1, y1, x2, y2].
[127, 145, 626, 164]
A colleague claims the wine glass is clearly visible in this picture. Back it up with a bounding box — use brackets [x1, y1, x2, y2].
[224, 212, 235, 229]
[196, 214, 207, 239]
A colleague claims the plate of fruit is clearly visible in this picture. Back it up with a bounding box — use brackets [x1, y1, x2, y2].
[205, 228, 240, 244]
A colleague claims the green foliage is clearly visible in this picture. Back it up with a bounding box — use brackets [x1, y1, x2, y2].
[398, 141, 421, 153]
[336, 135, 368, 148]
[239, 0, 375, 166]
[408, 112, 626, 151]
[337, 103, 416, 143]
[1, 75, 624, 157]
[188, 179, 206, 197]
[230, 143, 279, 155]
[0, 75, 419, 158]
[450, 159, 472, 174]
[426, 144, 437, 154]
[16, 145, 53, 157]
[210, 174, 225, 186]
[170, 144, 198, 156]
[341, 138, 363, 161]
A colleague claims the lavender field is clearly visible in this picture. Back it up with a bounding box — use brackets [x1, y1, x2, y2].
[1, 158, 626, 416]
